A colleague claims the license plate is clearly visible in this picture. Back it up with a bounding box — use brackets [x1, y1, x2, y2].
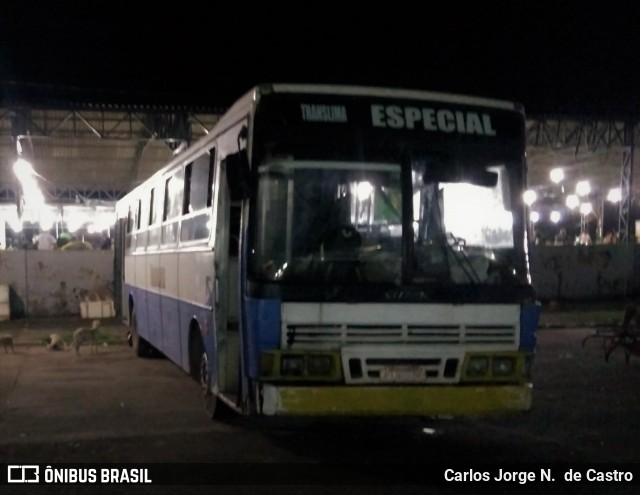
[379, 365, 425, 383]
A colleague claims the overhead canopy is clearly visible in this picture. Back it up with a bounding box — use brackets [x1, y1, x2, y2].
[0, 102, 638, 213]
[0, 103, 222, 204]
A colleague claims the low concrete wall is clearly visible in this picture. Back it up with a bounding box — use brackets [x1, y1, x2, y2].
[0, 244, 638, 318]
[0, 250, 113, 318]
[529, 243, 639, 301]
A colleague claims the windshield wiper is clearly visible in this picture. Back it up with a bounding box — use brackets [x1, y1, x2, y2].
[444, 233, 481, 284]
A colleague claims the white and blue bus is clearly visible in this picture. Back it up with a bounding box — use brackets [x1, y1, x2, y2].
[115, 83, 540, 419]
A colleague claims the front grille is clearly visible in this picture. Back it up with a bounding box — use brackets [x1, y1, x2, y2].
[284, 323, 517, 348]
[280, 302, 520, 384]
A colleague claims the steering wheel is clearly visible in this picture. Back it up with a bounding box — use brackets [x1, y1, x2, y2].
[322, 225, 362, 251]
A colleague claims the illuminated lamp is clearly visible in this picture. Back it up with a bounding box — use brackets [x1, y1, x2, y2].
[565, 194, 580, 209]
[607, 188, 621, 203]
[549, 168, 564, 184]
[523, 190, 537, 206]
[576, 180, 591, 196]
[579, 202, 593, 215]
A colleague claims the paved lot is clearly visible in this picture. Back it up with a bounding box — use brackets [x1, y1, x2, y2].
[0, 314, 639, 494]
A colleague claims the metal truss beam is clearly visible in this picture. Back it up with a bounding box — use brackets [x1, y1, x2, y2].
[528, 115, 637, 244]
[0, 104, 222, 148]
[0, 185, 126, 205]
[526, 115, 635, 155]
[618, 121, 634, 243]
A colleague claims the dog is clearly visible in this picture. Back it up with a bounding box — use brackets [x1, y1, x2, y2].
[47, 333, 66, 351]
[72, 319, 101, 355]
[0, 333, 14, 353]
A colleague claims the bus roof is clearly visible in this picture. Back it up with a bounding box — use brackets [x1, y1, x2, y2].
[118, 83, 523, 207]
[262, 83, 523, 112]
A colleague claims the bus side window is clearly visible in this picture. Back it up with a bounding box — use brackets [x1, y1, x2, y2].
[148, 186, 161, 247]
[162, 168, 184, 246]
[207, 148, 216, 207]
[181, 149, 215, 242]
[183, 163, 193, 215]
[135, 191, 151, 251]
[139, 191, 150, 231]
[135, 199, 142, 230]
[149, 188, 155, 225]
[125, 204, 133, 249]
[191, 153, 214, 211]
[131, 198, 143, 250]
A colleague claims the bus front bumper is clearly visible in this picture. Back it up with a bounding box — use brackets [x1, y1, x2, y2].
[258, 383, 532, 417]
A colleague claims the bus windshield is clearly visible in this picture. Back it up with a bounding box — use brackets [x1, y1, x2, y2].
[250, 157, 520, 287]
[253, 160, 402, 285]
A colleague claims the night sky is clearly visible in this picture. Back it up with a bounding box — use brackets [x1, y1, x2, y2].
[1, 2, 639, 116]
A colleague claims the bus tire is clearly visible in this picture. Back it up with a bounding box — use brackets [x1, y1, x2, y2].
[199, 350, 219, 420]
[189, 331, 217, 418]
[192, 336, 220, 419]
[130, 309, 152, 358]
[190, 333, 234, 421]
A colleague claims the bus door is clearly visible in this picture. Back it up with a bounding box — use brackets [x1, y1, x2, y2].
[212, 151, 244, 403]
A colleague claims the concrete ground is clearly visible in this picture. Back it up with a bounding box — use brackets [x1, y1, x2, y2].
[1, 308, 639, 494]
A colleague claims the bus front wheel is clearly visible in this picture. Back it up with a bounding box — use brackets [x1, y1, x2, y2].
[199, 351, 219, 420]
[190, 332, 219, 419]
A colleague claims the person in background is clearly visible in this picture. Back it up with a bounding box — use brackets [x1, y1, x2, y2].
[33, 230, 57, 250]
[554, 228, 568, 246]
[100, 236, 112, 250]
[57, 232, 71, 249]
[60, 236, 93, 251]
[577, 231, 593, 245]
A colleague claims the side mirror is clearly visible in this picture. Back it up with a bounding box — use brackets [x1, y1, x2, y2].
[225, 148, 251, 200]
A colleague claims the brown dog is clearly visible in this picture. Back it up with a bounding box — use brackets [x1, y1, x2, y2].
[72, 320, 101, 355]
[0, 334, 14, 353]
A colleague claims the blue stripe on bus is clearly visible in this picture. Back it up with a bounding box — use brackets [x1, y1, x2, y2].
[520, 302, 541, 351]
[243, 297, 281, 379]
[147, 292, 163, 351]
[125, 284, 214, 375]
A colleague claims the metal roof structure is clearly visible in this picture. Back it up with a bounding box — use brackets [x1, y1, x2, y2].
[0, 97, 637, 240]
[0, 101, 222, 205]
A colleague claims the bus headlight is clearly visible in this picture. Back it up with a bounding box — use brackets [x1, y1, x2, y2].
[492, 357, 516, 376]
[466, 356, 489, 376]
[260, 350, 342, 382]
[281, 355, 305, 376]
[307, 355, 333, 375]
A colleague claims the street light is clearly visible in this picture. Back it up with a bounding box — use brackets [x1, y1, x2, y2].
[550, 168, 564, 184]
[607, 187, 621, 203]
[576, 180, 591, 196]
[580, 202, 593, 215]
[566, 194, 580, 209]
[523, 189, 537, 206]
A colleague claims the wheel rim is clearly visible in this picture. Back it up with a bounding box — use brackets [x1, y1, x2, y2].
[200, 352, 216, 418]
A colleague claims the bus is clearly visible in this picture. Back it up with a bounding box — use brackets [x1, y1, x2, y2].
[115, 83, 540, 420]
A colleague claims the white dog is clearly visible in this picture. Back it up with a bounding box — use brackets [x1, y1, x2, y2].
[72, 320, 101, 355]
[0, 333, 14, 353]
[46, 333, 66, 351]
